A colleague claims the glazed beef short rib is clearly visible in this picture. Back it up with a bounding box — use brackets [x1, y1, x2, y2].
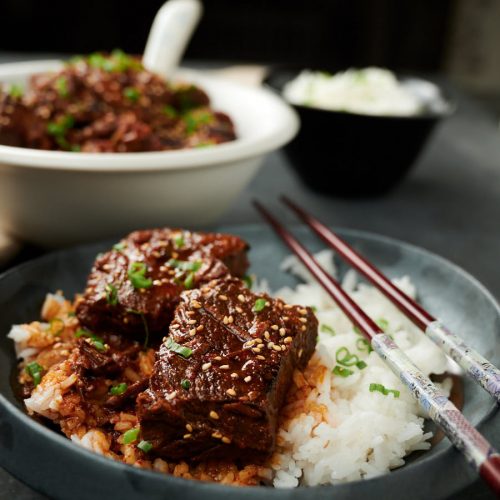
[76, 228, 249, 337]
[137, 277, 318, 462]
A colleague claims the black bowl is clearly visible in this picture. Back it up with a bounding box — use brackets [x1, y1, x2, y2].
[264, 67, 455, 197]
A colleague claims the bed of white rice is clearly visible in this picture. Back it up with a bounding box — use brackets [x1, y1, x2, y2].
[260, 250, 453, 488]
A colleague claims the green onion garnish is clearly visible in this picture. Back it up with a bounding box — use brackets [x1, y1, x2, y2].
[25, 362, 43, 387]
[356, 338, 373, 353]
[335, 347, 359, 367]
[128, 262, 153, 289]
[173, 235, 185, 248]
[356, 360, 367, 370]
[353, 325, 361, 334]
[184, 272, 195, 290]
[105, 283, 118, 306]
[243, 275, 253, 289]
[137, 440, 153, 453]
[123, 428, 140, 444]
[55, 76, 69, 97]
[67, 311, 76, 317]
[180, 379, 191, 390]
[167, 259, 202, 272]
[75, 328, 107, 352]
[332, 365, 353, 378]
[9, 84, 23, 98]
[376, 318, 389, 331]
[109, 383, 128, 396]
[165, 337, 192, 359]
[253, 298, 267, 312]
[124, 87, 140, 102]
[113, 241, 126, 252]
[320, 324, 335, 335]
[48, 317, 65, 336]
[163, 105, 178, 118]
[369, 383, 400, 398]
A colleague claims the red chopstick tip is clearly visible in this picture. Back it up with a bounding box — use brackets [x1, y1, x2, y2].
[479, 454, 500, 496]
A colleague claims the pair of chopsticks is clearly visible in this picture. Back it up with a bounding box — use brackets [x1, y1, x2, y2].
[254, 197, 500, 495]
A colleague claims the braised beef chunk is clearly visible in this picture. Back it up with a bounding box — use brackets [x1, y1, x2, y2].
[137, 277, 317, 462]
[76, 228, 249, 338]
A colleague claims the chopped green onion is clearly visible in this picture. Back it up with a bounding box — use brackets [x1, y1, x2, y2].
[356, 338, 373, 353]
[335, 347, 360, 367]
[165, 337, 192, 359]
[137, 440, 153, 453]
[105, 283, 118, 306]
[124, 86, 140, 102]
[67, 311, 76, 317]
[25, 362, 43, 387]
[109, 382, 128, 396]
[180, 379, 191, 390]
[123, 428, 140, 444]
[376, 318, 389, 331]
[243, 275, 253, 289]
[332, 365, 353, 377]
[353, 325, 361, 334]
[48, 317, 65, 336]
[253, 298, 267, 312]
[369, 383, 400, 398]
[55, 76, 69, 97]
[167, 259, 202, 272]
[9, 84, 23, 98]
[184, 272, 195, 290]
[113, 241, 126, 252]
[195, 141, 215, 148]
[75, 328, 107, 352]
[163, 105, 177, 118]
[128, 262, 153, 289]
[173, 235, 185, 248]
[47, 114, 75, 150]
[320, 324, 335, 335]
[356, 360, 367, 370]
[309, 305, 318, 313]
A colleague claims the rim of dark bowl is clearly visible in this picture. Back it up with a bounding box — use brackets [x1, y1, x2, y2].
[263, 64, 457, 121]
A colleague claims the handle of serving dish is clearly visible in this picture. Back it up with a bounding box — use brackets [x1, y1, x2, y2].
[143, 0, 203, 77]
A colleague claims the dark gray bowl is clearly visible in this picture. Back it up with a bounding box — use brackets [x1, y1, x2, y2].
[0, 225, 498, 500]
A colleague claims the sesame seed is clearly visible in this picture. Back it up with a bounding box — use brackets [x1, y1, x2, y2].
[186, 424, 193, 432]
[220, 365, 230, 370]
[153, 279, 162, 286]
[238, 294, 245, 302]
[244, 376, 252, 382]
[186, 311, 194, 317]
[226, 388, 237, 396]
[299, 317, 307, 323]
[244, 340, 255, 348]
[255, 338, 263, 344]
[221, 436, 231, 444]
[299, 308, 308, 315]
[227, 315, 234, 324]
[172, 252, 179, 259]
[188, 319, 197, 325]
[298, 349, 303, 358]
[231, 372, 239, 379]
[252, 347, 261, 353]
[197, 324, 204, 331]
[166, 391, 177, 401]
[183, 433, 192, 439]
[209, 411, 219, 420]
[219, 295, 228, 301]
[284, 336, 293, 343]
[189, 328, 196, 336]
[283, 316, 289, 321]
[192, 300, 202, 309]
[273, 345, 282, 352]
[267, 342, 275, 349]
[284, 304, 293, 309]
[279, 328, 286, 336]
[264, 331, 270, 340]
[162, 336, 168, 342]
[301, 325, 307, 331]
[235, 306, 243, 313]
[256, 355, 265, 360]
[223, 316, 229, 325]
[212, 431, 222, 439]
[271, 325, 279, 331]
[202, 362, 212, 371]
[213, 356, 222, 361]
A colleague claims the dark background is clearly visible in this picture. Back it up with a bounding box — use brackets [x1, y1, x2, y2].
[1, 0, 453, 72]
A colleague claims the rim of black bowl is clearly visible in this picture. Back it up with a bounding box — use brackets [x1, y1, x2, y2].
[263, 64, 457, 121]
[0, 226, 498, 499]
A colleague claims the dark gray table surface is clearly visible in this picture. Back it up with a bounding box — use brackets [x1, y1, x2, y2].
[0, 55, 499, 500]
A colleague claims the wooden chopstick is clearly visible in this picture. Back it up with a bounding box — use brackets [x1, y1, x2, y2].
[253, 200, 500, 495]
[281, 195, 500, 404]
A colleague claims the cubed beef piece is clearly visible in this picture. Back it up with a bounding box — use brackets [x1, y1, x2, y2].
[137, 277, 317, 462]
[76, 228, 249, 338]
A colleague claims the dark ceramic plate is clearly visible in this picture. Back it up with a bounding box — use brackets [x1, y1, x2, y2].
[0, 225, 498, 500]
